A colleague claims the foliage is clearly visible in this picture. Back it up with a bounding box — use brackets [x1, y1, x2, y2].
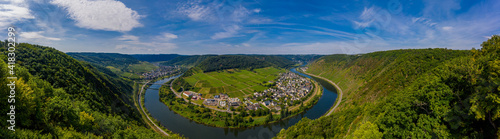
[277, 36, 500, 138]
[130, 54, 181, 62]
[160, 55, 216, 67]
[67, 52, 140, 70]
[0, 42, 179, 138]
[196, 55, 294, 72]
[68, 52, 159, 79]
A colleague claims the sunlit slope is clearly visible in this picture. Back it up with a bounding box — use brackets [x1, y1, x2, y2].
[275, 45, 500, 138]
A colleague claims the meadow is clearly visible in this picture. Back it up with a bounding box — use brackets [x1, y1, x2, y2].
[182, 67, 285, 99]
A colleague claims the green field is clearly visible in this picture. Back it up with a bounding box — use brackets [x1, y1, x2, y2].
[183, 67, 285, 98]
[104, 61, 158, 79]
[126, 61, 159, 73]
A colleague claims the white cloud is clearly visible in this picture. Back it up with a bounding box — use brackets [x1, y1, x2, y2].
[442, 26, 453, 31]
[115, 33, 178, 52]
[20, 31, 61, 41]
[359, 7, 376, 21]
[117, 35, 139, 41]
[253, 8, 261, 13]
[0, 0, 34, 28]
[51, 0, 142, 32]
[242, 43, 250, 47]
[211, 25, 241, 39]
[186, 5, 210, 21]
[353, 6, 379, 28]
[412, 17, 437, 27]
[114, 42, 177, 52]
[177, 0, 212, 21]
[159, 32, 178, 40]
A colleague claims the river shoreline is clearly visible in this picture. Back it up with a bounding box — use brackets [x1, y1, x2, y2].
[157, 74, 323, 129]
[143, 68, 339, 139]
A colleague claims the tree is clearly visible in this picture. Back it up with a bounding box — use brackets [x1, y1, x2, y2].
[347, 121, 383, 139]
[470, 35, 500, 130]
[266, 111, 274, 123]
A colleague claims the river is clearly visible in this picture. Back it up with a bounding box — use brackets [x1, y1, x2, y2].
[143, 68, 338, 139]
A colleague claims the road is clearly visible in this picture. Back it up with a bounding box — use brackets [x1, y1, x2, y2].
[138, 80, 170, 136]
[300, 70, 343, 116]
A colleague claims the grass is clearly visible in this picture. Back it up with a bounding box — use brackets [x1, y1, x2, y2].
[127, 61, 159, 73]
[105, 61, 158, 80]
[183, 67, 285, 98]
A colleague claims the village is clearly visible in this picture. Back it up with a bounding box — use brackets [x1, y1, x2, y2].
[181, 71, 313, 112]
[142, 65, 180, 79]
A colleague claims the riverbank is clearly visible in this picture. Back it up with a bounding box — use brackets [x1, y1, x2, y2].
[296, 68, 343, 116]
[143, 68, 337, 139]
[158, 69, 323, 128]
[133, 75, 183, 138]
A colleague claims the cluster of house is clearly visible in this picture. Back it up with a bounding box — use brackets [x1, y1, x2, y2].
[252, 72, 312, 110]
[182, 91, 203, 100]
[197, 93, 243, 108]
[298, 67, 308, 72]
[142, 66, 179, 79]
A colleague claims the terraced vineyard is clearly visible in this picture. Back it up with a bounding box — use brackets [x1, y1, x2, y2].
[182, 67, 285, 99]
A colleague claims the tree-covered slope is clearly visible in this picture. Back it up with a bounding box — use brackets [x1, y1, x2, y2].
[0, 42, 179, 138]
[277, 36, 500, 138]
[67, 52, 140, 70]
[159, 55, 216, 67]
[67, 52, 159, 79]
[130, 54, 181, 62]
[276, 54, 324, 63]
[195, 55, 294, 72]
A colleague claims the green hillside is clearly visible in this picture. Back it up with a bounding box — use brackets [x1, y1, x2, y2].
[277, 36, 500, 138]
[276, 54, 324, 63]
[160, 55, 296, 70]
[195, 55, 294, 72]
[0, 43, 179, 138]
[67, 52, 140, 70]
[130, 54, 181, 62]
[160, 55, 216, 67]
[67, 52, 159, 79]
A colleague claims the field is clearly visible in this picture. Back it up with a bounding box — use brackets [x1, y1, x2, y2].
[126, 61, 159, 73]
[183, 67, 285, 98]
[104, 61, 158, 79]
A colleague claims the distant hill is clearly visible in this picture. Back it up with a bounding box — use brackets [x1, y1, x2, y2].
[195, 55, 294, 73]
[67, 52, 140, 69]
[67, 52, 158, 79]
[159, 55, 216, 67]
[275, 55, 324, 63]
[130, 54, 181, 62]
[277, 36, 500, 138]
[0, 43, 168, 138]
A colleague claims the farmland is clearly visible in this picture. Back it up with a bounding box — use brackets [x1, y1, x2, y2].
[182, 67, 285, 99]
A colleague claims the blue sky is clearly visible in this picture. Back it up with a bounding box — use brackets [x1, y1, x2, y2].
[1, 0, 499, 54]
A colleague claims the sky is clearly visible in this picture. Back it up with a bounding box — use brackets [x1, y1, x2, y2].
[1, 0, 499, 54]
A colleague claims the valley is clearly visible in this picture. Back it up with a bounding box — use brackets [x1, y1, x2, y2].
[2, 36, 498, 139]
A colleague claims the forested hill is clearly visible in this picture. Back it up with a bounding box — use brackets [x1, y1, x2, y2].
[130, 54, 181, 62]
[277, 36, 500, 138]
[0, 42, 169, 138]
[159, 55, 216, 67]
[67, 52, 140, 69]
[195, 55, 294, 72]
[275, 54, 324, 63]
